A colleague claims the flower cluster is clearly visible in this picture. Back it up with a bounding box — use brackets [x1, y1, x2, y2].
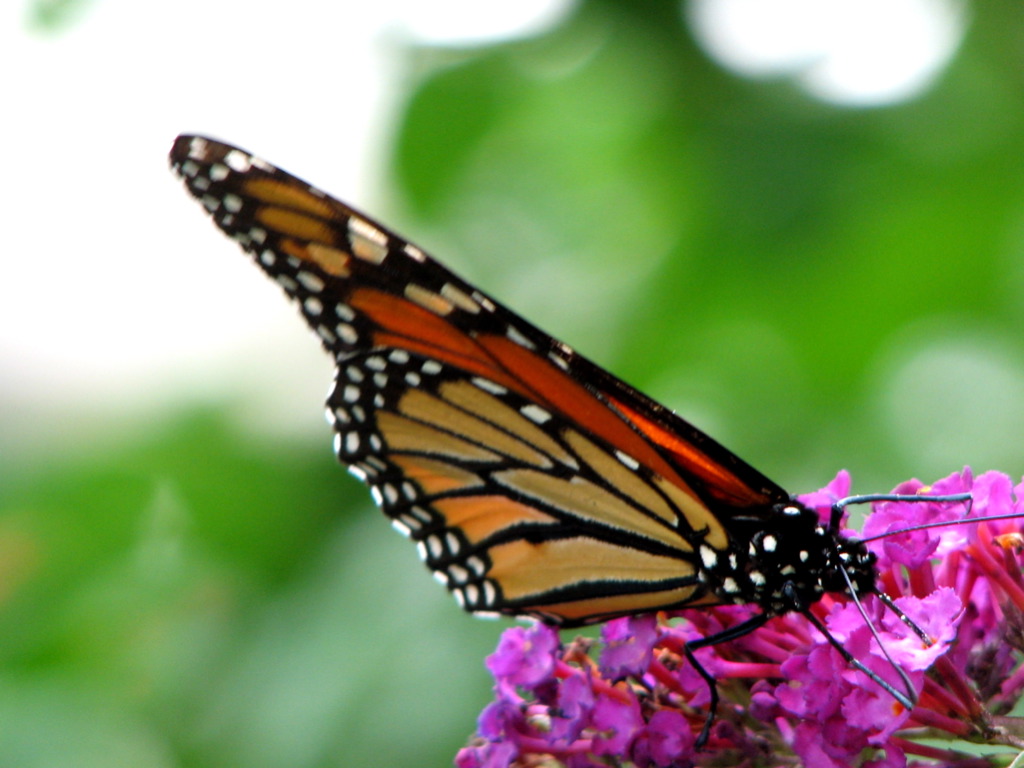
[456, 470, 1024, 768]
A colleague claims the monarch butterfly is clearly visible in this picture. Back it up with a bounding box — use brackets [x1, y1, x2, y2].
[168, 135, 969, 745]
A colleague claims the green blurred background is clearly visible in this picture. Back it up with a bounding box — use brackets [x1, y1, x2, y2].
[5, 1, 1024, 766]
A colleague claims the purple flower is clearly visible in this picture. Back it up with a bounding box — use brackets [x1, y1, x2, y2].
[486, 622, 559, 690]
[455, 739, 517, 768]
[458, 470, 1024, 767]
[548, 672, 594, 742]
[640, 710, 692, 767]
[590, 694, 644, 756]
[598, 615, 658, 679]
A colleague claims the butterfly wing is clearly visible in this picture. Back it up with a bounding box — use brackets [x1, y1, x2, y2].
[170, 134, 791, 626]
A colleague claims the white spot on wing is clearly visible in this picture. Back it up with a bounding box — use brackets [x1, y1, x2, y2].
[473, 292, 496, 312]
[187, 137, 209, 159]
[472, 378, 506, 396]
[549, 352, 570, 371]
[615, 451, 640, 470]
[224, 149, 252, 172]
[404, 243, 426, 262]
[482, 581, 497, 606]
[427, 536, 444, 559]
[506, 325, 535, 350]
[440, 283, 481, 314]
[297, 271, 325, 293]
[276, 275, 298, 293]
[399, 513, 421, 532]
[337, 324, 358, 344]
[348, 216, 389, 263]
[520, 404, 551, 424]
[410, 506, 432, 523]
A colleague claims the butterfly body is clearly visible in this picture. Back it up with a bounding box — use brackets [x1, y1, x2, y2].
[170, 134, 874, 628]
[717, 506, 877, 615]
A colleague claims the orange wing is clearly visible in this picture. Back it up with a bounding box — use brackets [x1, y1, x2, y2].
[170, 135, 792, 625]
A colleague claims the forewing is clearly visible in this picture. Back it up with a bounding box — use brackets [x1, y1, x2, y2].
[170, 134, 790, 624]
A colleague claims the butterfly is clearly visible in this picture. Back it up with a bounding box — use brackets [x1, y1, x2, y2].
[168, 134, 968, 744]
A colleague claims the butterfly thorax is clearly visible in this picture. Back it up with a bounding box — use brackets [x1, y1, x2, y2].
[699, 501, 877, 617]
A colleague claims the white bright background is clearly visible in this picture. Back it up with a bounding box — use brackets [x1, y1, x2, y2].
[1, 0, 964, 455]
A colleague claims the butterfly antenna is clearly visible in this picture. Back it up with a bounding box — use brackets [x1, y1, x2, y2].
[830, 491, 972, 531]
[857, 505, 1024, 546]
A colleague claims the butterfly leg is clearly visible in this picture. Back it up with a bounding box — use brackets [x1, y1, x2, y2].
[683, 612, 770, 749]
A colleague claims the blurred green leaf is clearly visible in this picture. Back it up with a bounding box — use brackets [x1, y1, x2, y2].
[26, 0, 94, 33]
